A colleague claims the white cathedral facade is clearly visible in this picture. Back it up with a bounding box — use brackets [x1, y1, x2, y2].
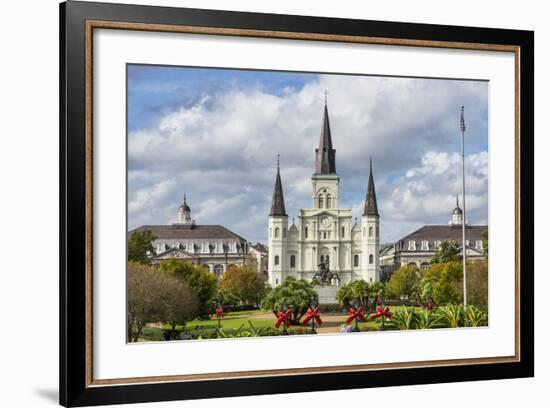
[268, 103, 381, 287]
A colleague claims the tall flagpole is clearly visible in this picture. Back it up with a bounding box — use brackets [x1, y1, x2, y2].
[460, 105, 468, 313]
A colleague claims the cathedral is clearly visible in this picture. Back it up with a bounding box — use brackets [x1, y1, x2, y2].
[268, 102, 380, 287]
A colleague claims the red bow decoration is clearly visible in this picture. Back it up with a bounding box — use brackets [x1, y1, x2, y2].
[275, 310, 293, 329]
[370, 305, 392, 320]
[215, 306, 224, 318]
[425, 302, 434, 311]
[345, 307, 366, 325]
[302, 308, 323, 325]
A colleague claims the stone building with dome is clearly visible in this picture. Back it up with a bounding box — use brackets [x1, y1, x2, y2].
[267, 102, 381, 288]
[380, 198, 487, 274]
[129, 195, 249, 277]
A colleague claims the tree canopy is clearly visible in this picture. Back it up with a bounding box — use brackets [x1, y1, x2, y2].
[261, 277, 318, 323]
[387, 265, 420, 300]
[159, 259, 218, 319]
[128, 229, 157, 264]
[421, 261, 463, 305]
[218, 266, 266, 305]
[336, 280, 386, 308]
[430, 240, 462, 264]
[127, 262, 197, 342]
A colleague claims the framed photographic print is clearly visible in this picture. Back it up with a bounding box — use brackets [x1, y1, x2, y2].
[60, 1, 534, 406]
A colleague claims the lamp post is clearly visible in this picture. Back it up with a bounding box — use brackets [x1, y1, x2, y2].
[275, 299, 292, 335]
[371, 296, 391, 331]
[215, 292, 224, 330]
[303, 298, 322, 334]
[345, 298, 366, 332]
[282, 299, 290, 335]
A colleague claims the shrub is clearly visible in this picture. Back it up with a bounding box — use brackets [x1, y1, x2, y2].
[218, 266, 266, 305]
[139, 327, 165, 342]
[466, 261, 488, 312]
[387, 266, 420, 300]
[261, 276, 318, 323]
[287, 327, 314, 335]
[159, 259, 218, 319]
[336, 280, 386, 308]
[387, 308, 416, 330]
[318, 303, 345, 313]
[438, 304, 464, 328]
[465, 304, 488, 327]
[414, 309, 445, 330]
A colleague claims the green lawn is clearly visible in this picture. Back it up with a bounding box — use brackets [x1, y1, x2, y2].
[164, 306, 416, 332]
[163, 309, 274, 331]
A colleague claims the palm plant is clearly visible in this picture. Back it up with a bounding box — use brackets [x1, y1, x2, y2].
[351, 280, 371, 306]
[465, 305, 488, 327]
[387, 308, 416, 330]
[438, 304, 464, 328]
[414, 309, 445, 330]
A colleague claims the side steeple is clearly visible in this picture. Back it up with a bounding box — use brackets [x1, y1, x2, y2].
[270, 154, 287, 216]
[363, 157, 379, 216]
[314, 99, 337, 174]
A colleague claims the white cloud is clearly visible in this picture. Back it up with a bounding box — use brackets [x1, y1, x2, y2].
[128, 73, 488, 243]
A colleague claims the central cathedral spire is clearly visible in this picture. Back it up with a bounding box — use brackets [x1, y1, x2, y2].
[315, 100, 337, 174]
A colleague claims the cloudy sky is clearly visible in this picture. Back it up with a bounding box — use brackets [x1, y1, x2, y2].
[127, 64, 488, 244]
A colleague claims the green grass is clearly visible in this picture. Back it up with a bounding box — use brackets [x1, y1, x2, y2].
[162, 306, 424, 332]
[163, 310, 274, 331]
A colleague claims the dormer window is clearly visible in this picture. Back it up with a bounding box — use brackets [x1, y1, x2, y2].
[421, 240, 429, 251]
[408, 240, 416, 251]
[435, 240, 441, 249]
[476, 240, 483, 250]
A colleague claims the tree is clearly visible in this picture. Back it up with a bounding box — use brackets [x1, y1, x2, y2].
[336, 280, 385, 308]
[387, 265, 420, 300]
[421, 261, 463, 305]
[159, 259, 217, 319]
[466, 260, 488, 311]
[128, 229, 157, 264]
[261, 277, 318, 323]
[163, 277, 199, 338]
[127, 262, 197, 342]
[219, 266, 266, 305]
[430, 240, 461, 264]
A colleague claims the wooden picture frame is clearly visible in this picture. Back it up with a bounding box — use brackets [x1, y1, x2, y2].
[60, 1, 534, 406]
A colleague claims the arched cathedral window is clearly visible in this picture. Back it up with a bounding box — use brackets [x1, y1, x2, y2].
[369, 254, 374, 264]
[318, 196, 324, 208]
[369, 227, 373, 237]
[326, 195, 332, 208]
[274, 227, 280, 238]
[353, 254, 359, 267]
[305, 227, 308, 239]
[274, 255, 280, 266]
[290, 255, 296, 268]
[341, 226, 345, 238]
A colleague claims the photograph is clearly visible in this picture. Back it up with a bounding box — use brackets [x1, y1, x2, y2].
[126, 65, 489, 342]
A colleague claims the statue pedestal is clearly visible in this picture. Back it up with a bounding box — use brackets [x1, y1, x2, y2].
[315, 285, 339, 304]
